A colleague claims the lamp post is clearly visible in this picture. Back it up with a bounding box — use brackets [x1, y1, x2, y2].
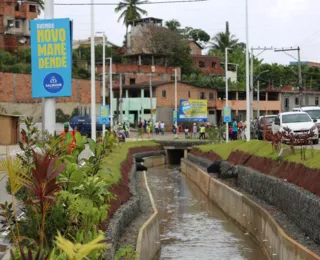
[107, 57, 113, 130]
[225, 47, 232, 142]
[245, 0, 250, 141]
[173, 68, 178, 139]
[90, 0, 96, 141]
[253, 70, 269, 118]
[43, 0, 55, 136]
[96, 32, 106, 138]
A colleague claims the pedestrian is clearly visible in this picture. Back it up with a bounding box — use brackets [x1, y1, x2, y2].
[232, 118, 238, 140]
[160, 121, 165, 135]
[192, 123, 197, 139]
[173, 123, 176, 135]
[199, 124, 206, 140]
[184, 126, 189, 138]
[143, 120, 147, 132]
[149, 120, 153, 133]
[155, 121, 159, 135]
[146, 123, 151, 139]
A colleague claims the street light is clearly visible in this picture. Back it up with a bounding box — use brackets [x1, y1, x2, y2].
[90, 0, 96, 141]
[245, 0, 250, 141]
[253, 70, 269, 118]
[173, 68, 178, 139]
[225, 47, 232, 142]
[96, 31, 107, 138]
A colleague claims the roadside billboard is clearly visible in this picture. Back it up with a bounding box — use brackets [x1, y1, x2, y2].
[179, 99, 207, 122]
[30, 18, 72, 98]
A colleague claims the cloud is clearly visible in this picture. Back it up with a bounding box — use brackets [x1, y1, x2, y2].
[270, 0, 309, 18]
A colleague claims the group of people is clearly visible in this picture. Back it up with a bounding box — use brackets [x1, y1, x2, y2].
[177, 123, 207, 140]
[229, 119, 246, 140]
[60, 122, 80, 153]
[138, 119, 165, 138]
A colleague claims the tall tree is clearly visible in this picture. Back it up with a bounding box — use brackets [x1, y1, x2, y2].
[209, 21, 245, 52]
[165, 19, 181, 31]
[115, 0, 147, 33]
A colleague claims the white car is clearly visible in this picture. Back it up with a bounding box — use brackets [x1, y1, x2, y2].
[292, 106, 320, 130]
[272, 112, 319, 144]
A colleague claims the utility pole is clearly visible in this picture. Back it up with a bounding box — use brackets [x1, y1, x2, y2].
[149, 74, 154, 126]
[257, 80, 260, 118]
[102, 33, 106, 138]
[109, 58, 113, 129]
[275, 47, 303, 107]
[225, 47, 232, 142]
[174, 69, 178, 139]
[120, 73, 123, 124]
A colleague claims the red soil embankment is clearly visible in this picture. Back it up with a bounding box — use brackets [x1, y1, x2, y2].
[190, 148, 320, 197]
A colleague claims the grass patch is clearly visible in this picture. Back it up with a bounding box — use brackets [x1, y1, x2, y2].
[196, 140, 320, 169]
[99, 141, 160, 184]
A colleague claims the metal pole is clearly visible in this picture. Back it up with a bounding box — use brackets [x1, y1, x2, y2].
[149, 74, 154, 126]
[250, 47, 254, 119]
[102, 33, 106, 138]
[297, 46, 303, 107]
[257, 80, 260, 118]
[109, 57, 113, 129]
[43, 0, 56, 136]
[225, 48, 229, 142]
[90, 0, 96, 141]
[245, 0, 251, 141]
[120, 73, 123, 124]
[174, 69, 178, 139]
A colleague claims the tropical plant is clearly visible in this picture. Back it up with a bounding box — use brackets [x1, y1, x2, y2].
[115, 245, 137, 260]
[23, 151, 66, 246]
[10, 246, 50, 260]
[165, 19, 181, 31]
[115, 0, 147, 33]
[209, 21, 245, 52]
[55, 232, 108, 260]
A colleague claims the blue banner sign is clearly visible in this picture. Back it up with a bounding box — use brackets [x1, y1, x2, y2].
[223, 106, 232, 123]
[100, 105, 110, 125]
[30, 18, 72, 98]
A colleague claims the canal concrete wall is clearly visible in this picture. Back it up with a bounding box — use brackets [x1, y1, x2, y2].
[105, 150, 164, 260]
[136, 155, 165, 260]
[181, 158, 320, 260]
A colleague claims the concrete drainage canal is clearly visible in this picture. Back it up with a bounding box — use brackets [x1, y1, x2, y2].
[146, 165, 266, 260]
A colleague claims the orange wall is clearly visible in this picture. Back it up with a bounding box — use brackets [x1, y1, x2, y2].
[156, 82, 217, 108]
[216, 99, 282, 111]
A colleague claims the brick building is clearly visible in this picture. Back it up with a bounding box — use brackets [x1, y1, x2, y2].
[0, 0, 38, 51]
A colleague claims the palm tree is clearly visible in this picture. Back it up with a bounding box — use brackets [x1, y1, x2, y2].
[115, 0, 147, 33]
[165, 19, 181, 31]
[209, 21, 245, 52]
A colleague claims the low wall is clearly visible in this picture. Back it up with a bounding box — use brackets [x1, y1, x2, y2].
[143, 155, 166, 168]
[181, 158, 320, 260]
[105, 150, 164, 260]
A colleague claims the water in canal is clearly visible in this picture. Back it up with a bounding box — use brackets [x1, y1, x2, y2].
[147, 166, 266, 260]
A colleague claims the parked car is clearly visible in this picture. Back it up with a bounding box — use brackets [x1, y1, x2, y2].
[256, 115, 277, 140]
[292, 106, 320, 130]
[272, 112, 319, 144]
[70, 115, 107, 137]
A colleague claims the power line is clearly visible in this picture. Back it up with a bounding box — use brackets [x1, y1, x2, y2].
[55, 0, 207, 5]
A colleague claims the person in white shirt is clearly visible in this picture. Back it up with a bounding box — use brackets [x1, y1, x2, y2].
[160, 121, 165, 135]
[192, 123, 197, 138]
[184, 126, 189, 138]
[155, 121, 160, 135]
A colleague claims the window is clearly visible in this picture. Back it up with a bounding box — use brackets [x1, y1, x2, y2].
[212, 62, 217, 68]
[171, 75, 175, 81]
[295, 97, 299, 106]
[15, 20, 20, 29]
[7, 20, 13, 27]
[162, 90, 166, 98]
[15, 4, 20, 11]
[144, 90, 150, 98]
[274, 116, 280, 125]
[129, 78, 135, 85]
[199, 61, 205, 68]
[282, 114, 312, 123]
[29, 5, 36, 12]
[188, 91, 191, 98]
[200, 92, 205, 99]
[209, 92, 214, 100]
[284, 97, 289, 108]
[316, 97, 319, 106]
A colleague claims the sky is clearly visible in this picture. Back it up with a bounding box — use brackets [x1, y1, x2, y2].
[52, 0, 320, 65]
